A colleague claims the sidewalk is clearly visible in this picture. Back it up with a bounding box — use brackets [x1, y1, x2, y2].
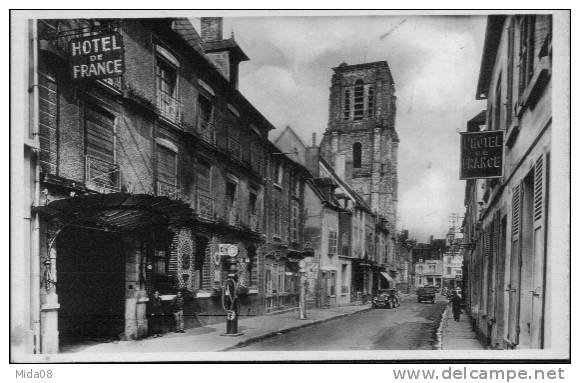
[63, 303, 374, 354]
[439, 304, 485, 350]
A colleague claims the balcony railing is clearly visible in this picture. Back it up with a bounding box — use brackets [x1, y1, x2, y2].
[156, 180, 180, 199]
[85, 155, 120, 193]
[228, 139, 241, 161]
[198, 120, 216, 145]
[197, 194, 215, 220]
[156, 91, 181, 125]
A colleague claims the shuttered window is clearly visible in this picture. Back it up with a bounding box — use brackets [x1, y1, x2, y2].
[38, 70, 58, 174]
[157, 144, 177, 187]
[85, 106, 115, 163]
[518, 16, 535, 98]
[512, 184, 521, 241]
[506, 19, 515, 128]
[534, 154, 544, 223]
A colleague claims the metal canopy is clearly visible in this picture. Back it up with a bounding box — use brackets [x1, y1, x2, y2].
[380, 272, 395, 284]
[36, 192, 194, 232]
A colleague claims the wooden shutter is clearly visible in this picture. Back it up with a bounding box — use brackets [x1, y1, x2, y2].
[534, 15, 552, 57]
[38, 71, 58, 174]
[85, 106, 114, 163]
[512, 184, 521, 241]
[533, 153, 546, 228]
[157, 144, 177, 186]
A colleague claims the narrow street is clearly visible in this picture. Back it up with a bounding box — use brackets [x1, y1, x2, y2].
[232, 298, 447, 351]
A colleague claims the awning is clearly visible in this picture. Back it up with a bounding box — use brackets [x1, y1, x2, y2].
[380, 272, 395, 285]
[35, 192, 194, 231]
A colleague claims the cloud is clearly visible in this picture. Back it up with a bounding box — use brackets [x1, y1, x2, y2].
[223, 15, 487, 241]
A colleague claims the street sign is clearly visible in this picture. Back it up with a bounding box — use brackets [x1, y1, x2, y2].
[69, 32, 125, 81]
[460, 130, 504, 179]
[227, 245, 238, 257]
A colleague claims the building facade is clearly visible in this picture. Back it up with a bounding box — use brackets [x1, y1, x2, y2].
[462, 14, 556, 349]
[12, 17, 309, 355]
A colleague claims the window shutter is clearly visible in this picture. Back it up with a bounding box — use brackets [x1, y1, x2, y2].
[85, 107, 115, 163]
[534, 15, 552, 58]
[512, 184, 521, 241]
[533, 153, 545, 226]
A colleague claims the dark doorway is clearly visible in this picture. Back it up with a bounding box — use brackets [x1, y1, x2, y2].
[56, 226, 125, 344]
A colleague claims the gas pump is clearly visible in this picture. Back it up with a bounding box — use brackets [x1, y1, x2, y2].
[220, 244, 243, 336]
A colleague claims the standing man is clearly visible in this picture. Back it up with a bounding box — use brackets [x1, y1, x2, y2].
[450, 290, 462, 322]
[172, 290, 185, 333]
[148, 290, 163, 337]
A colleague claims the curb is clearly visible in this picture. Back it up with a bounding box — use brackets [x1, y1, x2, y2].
[434, 304, 449, 350]
[220, 306, 374, 351]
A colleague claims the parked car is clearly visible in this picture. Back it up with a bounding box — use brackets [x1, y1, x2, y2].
[416, 286, 437, 303]
[372, 289, 400, 309]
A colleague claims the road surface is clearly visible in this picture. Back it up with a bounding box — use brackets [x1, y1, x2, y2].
[232, 298, 447, 351]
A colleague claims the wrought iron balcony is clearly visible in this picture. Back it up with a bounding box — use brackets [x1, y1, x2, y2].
[197, 194, 215, 220]
[156, 90, 181, 125]
[85, 155, 120, 193]
[197, 120, 216, 145]
[156, 180, 180, 200]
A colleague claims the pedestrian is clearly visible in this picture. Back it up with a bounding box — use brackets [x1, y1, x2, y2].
[450, 290, 462, 321]
[148, 290, 163, 337]
[172, 290, 185, 333]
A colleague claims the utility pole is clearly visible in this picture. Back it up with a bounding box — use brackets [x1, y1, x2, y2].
[298, 260, 307, 319]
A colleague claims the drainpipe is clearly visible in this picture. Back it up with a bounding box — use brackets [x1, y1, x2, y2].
[29, 19, 42, 354]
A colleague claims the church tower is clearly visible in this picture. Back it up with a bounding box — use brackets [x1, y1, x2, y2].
[319, 61, 399, 230]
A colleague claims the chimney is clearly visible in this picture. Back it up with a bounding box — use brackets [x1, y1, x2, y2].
[311, 132, 317, 147]
[200, 17, 223, 42]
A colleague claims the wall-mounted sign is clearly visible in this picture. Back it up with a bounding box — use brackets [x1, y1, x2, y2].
[69, 32, 124, 81]
[219, 244, 238, 257]
[460, 130, 504, 179]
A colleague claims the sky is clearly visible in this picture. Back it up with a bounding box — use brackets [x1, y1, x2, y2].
[199, 15, 488, 242]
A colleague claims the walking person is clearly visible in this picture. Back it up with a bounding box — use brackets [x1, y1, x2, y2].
[148, 290, 163, 337]
[450, 290, 462, 321]
[172, 290, 185, 333]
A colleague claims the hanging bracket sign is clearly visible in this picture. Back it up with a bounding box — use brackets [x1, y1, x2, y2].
[69, 32, 125, 81]
[459, 130, 504, 180]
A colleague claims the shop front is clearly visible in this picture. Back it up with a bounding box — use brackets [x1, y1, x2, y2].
[35, 192, 193, 353]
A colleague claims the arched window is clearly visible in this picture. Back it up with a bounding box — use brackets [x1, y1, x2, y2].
[353, 142, 362, 169]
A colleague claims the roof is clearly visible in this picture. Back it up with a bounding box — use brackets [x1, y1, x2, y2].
[332, 60, 394, 84]
[273, 126, 309, 151]
[163, 19, 275, 133]
[203, 38, 249, 61]
[318, 156, 371, 212]
[476, 15, 507, 100]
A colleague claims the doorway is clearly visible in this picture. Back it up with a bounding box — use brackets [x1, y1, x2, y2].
[56, 226, 125, 345]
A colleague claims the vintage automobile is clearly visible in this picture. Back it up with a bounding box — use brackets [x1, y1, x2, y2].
[416, 285, 437, 303]
[372, 289, 400, 309]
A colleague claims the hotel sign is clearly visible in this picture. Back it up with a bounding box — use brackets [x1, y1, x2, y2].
[69, 32, 124, 81]
[460, 131, 504, 180]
